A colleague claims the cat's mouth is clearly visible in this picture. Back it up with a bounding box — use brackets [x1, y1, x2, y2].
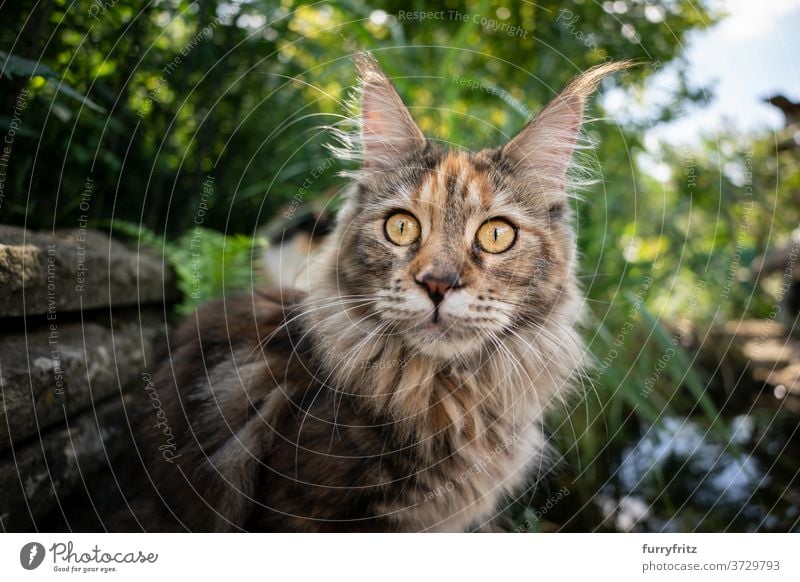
[418, 316, 450, 335]
[415, 299, 457, 330]
[431, 302, 444, 324]
[375, 288, 502, 356]
[409, 309, 477, 345]
[403, 318, 485, 359]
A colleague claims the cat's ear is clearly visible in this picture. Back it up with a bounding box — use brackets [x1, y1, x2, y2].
[502, 62, 633, 195]
[355, 53, 425, 169]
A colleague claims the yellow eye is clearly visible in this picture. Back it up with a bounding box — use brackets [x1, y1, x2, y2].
[385, 212, 421, 246]
[476, 219, 517, 254]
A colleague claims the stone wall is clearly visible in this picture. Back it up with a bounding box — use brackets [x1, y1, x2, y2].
[0, 226, 177, 531]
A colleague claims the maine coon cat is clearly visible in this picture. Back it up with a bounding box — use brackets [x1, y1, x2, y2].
[137, 55, 629, 531]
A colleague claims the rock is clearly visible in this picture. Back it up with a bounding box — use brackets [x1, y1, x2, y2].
[0, 394, 131, 532]
[0, 225, 179, 531]
[0, 225, 179, 318]
[0, 309, 166, 453]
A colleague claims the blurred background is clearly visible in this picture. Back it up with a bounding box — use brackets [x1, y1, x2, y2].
[1, 0, 799, 532]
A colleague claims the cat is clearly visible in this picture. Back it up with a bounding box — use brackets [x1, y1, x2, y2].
[135, 54, 630, 532]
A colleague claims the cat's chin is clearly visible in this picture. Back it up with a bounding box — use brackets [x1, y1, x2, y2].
[402, 326, 485, 360]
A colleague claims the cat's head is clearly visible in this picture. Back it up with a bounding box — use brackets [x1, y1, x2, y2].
[326, 55, 628, 360]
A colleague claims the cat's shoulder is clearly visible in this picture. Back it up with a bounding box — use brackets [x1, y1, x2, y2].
[169, 287, 306, 351]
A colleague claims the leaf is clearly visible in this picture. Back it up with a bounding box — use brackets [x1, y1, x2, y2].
[0, 116, 38, 137]
[0, 51, 57, 79]
[47, 79, 106, 113]
[0, 52, 105, 113]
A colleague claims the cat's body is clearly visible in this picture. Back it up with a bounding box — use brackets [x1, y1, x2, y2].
[143, 285, 558, 531]
[136, 56, 628, 531]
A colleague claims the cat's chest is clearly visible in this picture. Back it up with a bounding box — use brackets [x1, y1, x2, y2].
[382, 361, 544, 530]
[264, 375, 542, 531]
[396, 421, 543, 531]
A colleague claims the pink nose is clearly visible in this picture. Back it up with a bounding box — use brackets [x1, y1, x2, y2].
[415, 271, 463, 305]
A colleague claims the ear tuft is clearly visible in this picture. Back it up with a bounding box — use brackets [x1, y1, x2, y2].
[502, 61, 636, 198]
[353, 52, 388, 85]
[353, 52, 426, 170]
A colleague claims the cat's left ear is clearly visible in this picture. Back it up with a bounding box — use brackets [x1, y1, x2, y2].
[502, 62, 633, 196]
[354, 53, 426, 169]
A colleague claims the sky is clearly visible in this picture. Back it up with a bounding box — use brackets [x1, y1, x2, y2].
[646, 0, 800, 145]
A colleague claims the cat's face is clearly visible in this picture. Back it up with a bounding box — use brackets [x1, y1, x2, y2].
[329, 55, 626, 359]
[335, 147, 574, 359]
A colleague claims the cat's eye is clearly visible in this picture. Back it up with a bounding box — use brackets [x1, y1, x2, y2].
[384, 212, 421, 246]
[476, 219, 517, 254]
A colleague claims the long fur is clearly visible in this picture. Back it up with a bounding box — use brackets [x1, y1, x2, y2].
[131, 56, 630, 532]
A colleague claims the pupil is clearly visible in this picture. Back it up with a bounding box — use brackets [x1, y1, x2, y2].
[399, 221, 405, 235]
[493, 227, 498, 242]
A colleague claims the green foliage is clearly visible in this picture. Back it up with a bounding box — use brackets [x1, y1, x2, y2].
[0, 0, 713, 233]
[108, 220, 266, 315]
[170, 229, 267, 314]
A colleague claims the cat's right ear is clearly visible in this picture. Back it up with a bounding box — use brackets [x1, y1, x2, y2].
[355, 53, 426, 169]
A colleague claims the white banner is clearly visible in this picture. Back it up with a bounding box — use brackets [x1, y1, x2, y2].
[1, 533, 798, 581]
